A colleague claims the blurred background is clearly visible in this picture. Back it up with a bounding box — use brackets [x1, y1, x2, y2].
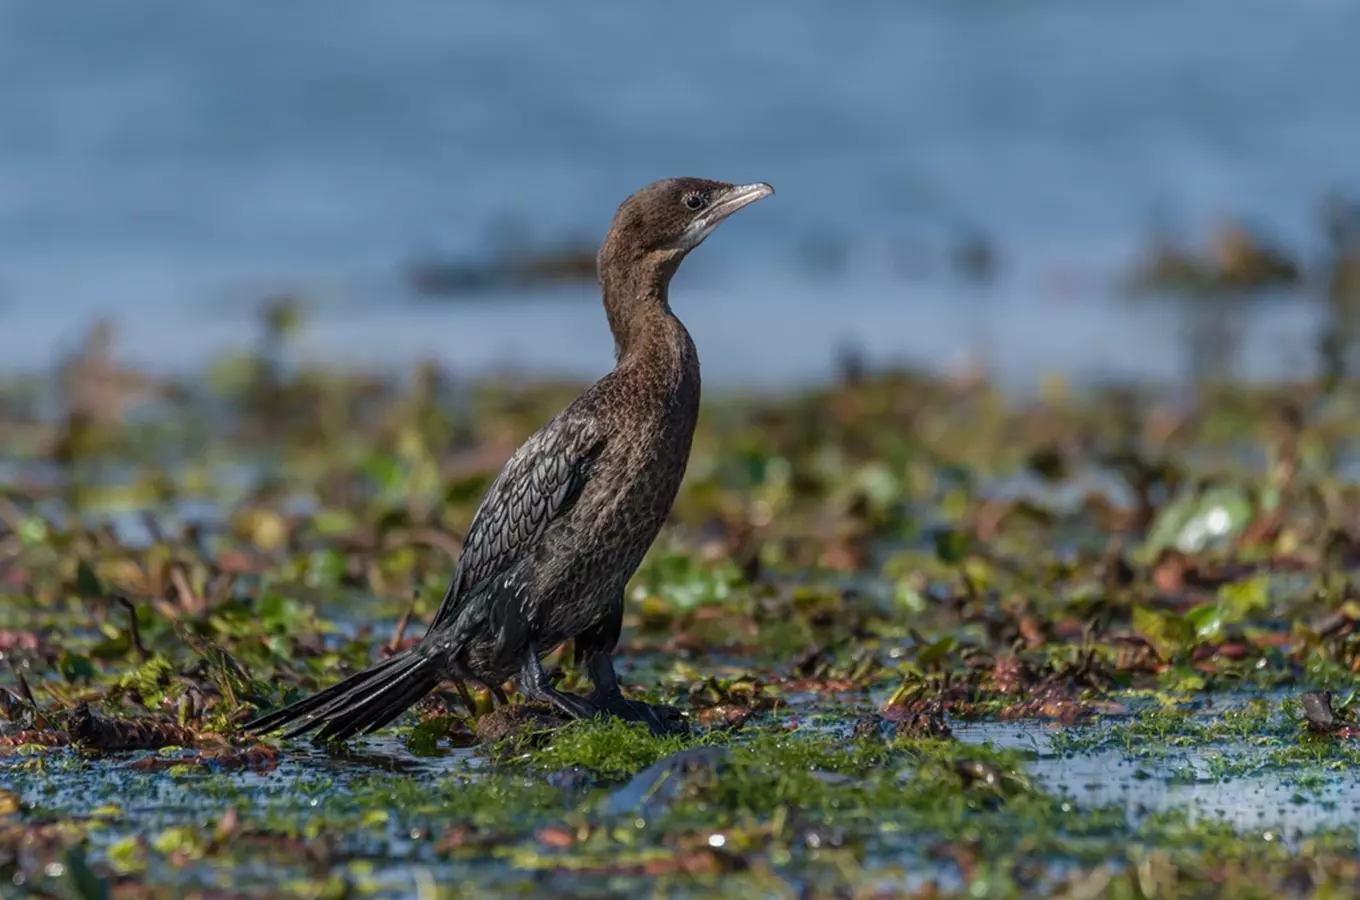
[3, 0, 1360, 391]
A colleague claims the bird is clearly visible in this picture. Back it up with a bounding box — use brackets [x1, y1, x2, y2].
[246, 177, 774, 742]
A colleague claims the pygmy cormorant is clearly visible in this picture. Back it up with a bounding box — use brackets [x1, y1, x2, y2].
[247, 177, 774, 741]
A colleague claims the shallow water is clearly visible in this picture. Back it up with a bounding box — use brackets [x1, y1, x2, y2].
[5, 693, 1356, 896]
[957, 720, 1360, 841]
[3, 1, 1359, 387]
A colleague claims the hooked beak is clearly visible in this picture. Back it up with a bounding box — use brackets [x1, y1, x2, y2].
[680, 182, 775, 250]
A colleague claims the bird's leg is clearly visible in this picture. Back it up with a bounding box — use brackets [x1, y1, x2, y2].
[518, 643, 599, 720]
[586, 651, 671, 736]
[449, 659, 502, 715]
[451, 679, 477, 717]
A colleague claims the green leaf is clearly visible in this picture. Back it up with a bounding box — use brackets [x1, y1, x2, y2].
[1132, 605, 1193, 660]
[17, 516, 49, 547]
[58, 651, 97, 684]
[60, 844, 109, 900]
[74, 560, 103, 598]
[202, 644, 255, 709]
[1144, 486, 1252, 556]
[1184, 603, 1228, 641]
[1218, 575, 1271, 616]
[933, 528, 970, 565]
[916, 636, 956, 667]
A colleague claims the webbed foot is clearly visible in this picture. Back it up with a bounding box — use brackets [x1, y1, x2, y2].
[518, 643, 600, 720]
[586, 652, 686, 736]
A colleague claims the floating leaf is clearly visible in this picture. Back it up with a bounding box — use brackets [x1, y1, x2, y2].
[60, 844, 109, 900]
[1183, 603, 1228, 641]
[1144, 486, 1252, 556]
[74, 560, 103, 598]
[916, 636, 956, 668]
[17, 516, 49, 546]
[58, 651, 97, 684]
[933, 528, 970, 565]
[1132, 605, 1193, 660]
[1218, 575, 1271, 616]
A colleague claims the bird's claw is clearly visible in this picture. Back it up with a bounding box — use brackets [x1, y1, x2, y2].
[541, 688, 600, 721]
[591, 691, 685, 736]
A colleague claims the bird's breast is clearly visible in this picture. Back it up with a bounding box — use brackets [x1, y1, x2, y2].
[553, 394, 697, 585]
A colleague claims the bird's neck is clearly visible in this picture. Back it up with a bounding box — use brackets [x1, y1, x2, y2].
[600, 255, 683, 362]
[599, 259, 700, 410]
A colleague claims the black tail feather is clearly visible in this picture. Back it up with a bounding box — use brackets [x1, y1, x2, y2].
[307, 659, 435, 742]
[246, 650, 441, 743]
[247, 653, 409, 734]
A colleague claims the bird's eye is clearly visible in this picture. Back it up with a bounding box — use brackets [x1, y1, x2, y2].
[683, 193, 705, 211]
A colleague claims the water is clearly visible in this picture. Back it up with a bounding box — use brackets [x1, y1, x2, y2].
[957, 721, 1360, 840]
[7, 707, 1357, 895]
[3, 0, 1359, 387]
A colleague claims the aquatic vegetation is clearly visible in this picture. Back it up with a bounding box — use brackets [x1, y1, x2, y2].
[2, 315, 1360, 897]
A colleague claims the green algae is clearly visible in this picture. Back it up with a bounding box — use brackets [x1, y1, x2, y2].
[4, 316, 1360, 897]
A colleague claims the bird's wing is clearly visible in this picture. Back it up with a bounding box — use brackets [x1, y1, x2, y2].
[424, 413, 606, 636]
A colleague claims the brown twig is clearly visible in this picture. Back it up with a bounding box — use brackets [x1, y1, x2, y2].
[389, 527, 465, 559]
[169, 565, 205, 616]
[116, 596, 150, 662]
[0, 687, 23, 721]
[0, 496, 25, 534]
[12, 668, 35, 707]
[0, 729, 68, 749]
[0, 535, 20, 561]
[206, 572, 237, 605]
[388, 590, 418, 655]
[67, 702, 198, 752]
[139, 510, 166, 545]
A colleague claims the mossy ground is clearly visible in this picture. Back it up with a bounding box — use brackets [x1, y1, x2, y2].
[3, 311, 1360, 897]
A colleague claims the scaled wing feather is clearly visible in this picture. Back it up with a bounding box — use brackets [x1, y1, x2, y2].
[425, 415, 604, 635]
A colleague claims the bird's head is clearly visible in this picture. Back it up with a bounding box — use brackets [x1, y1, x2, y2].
[600, 177, 774, 275]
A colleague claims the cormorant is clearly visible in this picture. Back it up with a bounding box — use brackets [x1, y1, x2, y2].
[247, 177, 774, 741]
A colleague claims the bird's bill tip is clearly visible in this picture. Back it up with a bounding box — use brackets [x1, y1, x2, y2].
[725, 182, 774, 205]
[705, 181, 774, 223]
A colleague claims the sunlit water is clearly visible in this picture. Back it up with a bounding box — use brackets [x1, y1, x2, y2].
[956, 721, 1360, 841]
[6, 702, 1357, 895]
[2, 0, 1360, 388]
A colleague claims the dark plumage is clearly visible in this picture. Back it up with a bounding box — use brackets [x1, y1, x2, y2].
[247, 177, 774, 741]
